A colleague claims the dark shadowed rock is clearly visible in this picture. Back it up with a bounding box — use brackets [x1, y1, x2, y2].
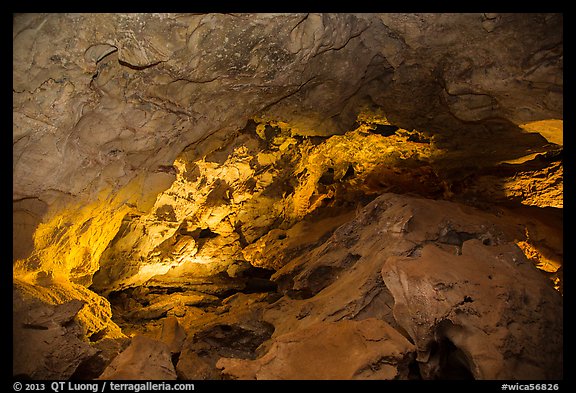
[13, 291, 96, 379]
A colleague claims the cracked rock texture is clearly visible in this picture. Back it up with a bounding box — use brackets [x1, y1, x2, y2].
[249, 194, 561, 380]
[13, 290, 97, 380]
[383, 241, 562, 379]
[13, 13, 562, 279]
[217, 318, 415, 380]
[12, 13, 563, 380]
[98, 335, 177, 380]
[120, 193, 559, 380]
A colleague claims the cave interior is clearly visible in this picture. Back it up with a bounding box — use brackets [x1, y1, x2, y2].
[12, 13, 563, 381]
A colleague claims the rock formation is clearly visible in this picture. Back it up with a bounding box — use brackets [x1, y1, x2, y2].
[217, 318, 416, 380]
[13, 13, 562, 380]
[98, 335, 177, 380]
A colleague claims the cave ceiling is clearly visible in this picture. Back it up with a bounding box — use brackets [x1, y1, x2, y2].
[12, 13, 563, 381]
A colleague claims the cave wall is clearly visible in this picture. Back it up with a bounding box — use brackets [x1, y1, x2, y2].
[12, 13, 563, 380]
[13, 13, 562, 275]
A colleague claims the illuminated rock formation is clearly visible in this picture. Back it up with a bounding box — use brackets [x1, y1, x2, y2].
[13, 13, 562, 380]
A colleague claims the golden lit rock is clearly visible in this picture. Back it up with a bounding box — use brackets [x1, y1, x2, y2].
[519, 119, 563, 146]
[14, 278, 124, 340]
[91, 115, 442, 290]
[504, 161, 562, 208]
[13, 13, 563, 380]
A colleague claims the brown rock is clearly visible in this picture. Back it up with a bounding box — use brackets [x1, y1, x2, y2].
[13, 13, 562, 289]
[217, 318, 415, 380]
[382, 240, 563, 379]
[176, 293, 274, 380]
[12, 13, 563, 381]
[13, 291, 96, 379]
[158, 316, 186, 354]
[263, 193, 562, 379]
[99, 335, 177, 380]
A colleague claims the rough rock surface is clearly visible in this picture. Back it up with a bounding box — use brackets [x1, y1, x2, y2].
[15, 191, 562, 380]
[91, 121, 440, 292]
[98, 335, 177, 380]
[13, 13, 562, 283]
[157, 316, 187, 355]
[217, 318, 415, 380]
[243, 193, 561, 380]
[175, 293, 275, 380]
[383, 241, 563, 379]
[13, 278, 124, 341]
[12, 13, 563, 380]
[13, 290, 96, 379]
[70, 337, 131, 380]
[116, 193, 562, 380]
